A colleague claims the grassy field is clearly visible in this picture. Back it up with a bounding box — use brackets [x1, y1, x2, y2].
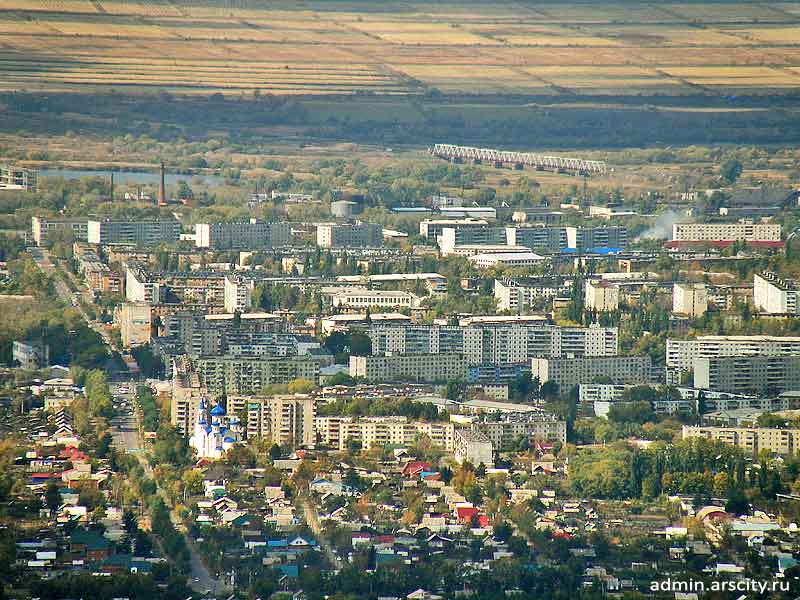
[1, 0, 800, 97]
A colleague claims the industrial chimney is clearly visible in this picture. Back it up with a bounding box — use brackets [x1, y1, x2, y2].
[158, 161, 167, 206]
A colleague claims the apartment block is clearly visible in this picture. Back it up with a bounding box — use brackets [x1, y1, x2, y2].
[349, 353, 468, 383]
[31, 216, 88, 246]
[0, 164, 36, 191]
[673, 283, 708, 318]
[494, 277, 572, 312]
[666, 335, 800, 370]
[585, 280, 619, 312]
[87, 219, 181, 246]
[315, 416, 455, 451]
[505, 226, 571, 253]
[223, 275, 254, 313]
[368, 323, 617, 365]
[194, 355, 320, 395]
[439, 226, 507, 255]
[227, 395, 316, 448]
[195, 220, 291, 249]
[754, 272, 798, 314]
[116, 303, 151, 348]
[532, 356, 652, 392]
[672, 221, 781, 243]
[454, 428, 494, 466]
[316, 222, 383, 248]
[683, 425, 800, 455]
[125, 268, 162, 304]
[474, 412, 567, 447]
[419, 218, 489, 240]
[694, 355, 800, 395]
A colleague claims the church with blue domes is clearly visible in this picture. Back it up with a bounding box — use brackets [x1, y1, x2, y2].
[189, 399, 243, 460]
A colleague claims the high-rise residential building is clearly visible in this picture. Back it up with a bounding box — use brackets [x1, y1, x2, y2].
[223, 275, 254, 313]
[439, 225, 507, 255]
[494, 277, 572, 312]
[454, 428, 494, 466]
[577, 226, 628, 250]
[754, 272, 798, 314]
[472, 411, 567, 447]
[673, 283, 708, 318]
[694, 355, 800, 395]
[683, 425, 800, 455]
[367, 323, 618, 365]
[666, 335, 800, 370]
[585, 280, 620, 312]
[116, 303, 151, 348]
[125, 268, 162, 304]
[1, 164, 36, 191]
[316, 222, 383, 248]
[31, 216, 88, 246]
[419, 218, 489, 240]
[505, 226, 572, 253]
[87, 219, 181, 246]
[193, 355, 319, 396]
[315, 416, 456, 452]
[531, 356, 652, 392]
[227, 395, 316, 448]
[195, 220, 291, 249]
[672, 221, 781, 243]
[349, 353, 468, 383]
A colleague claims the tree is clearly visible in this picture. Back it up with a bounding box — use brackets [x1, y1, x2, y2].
[720, 159, 743, 184]
[182, 469, 204, 496]
[349, 332, 372, 356]
[45, 482, 61, 512]
[287, 378, 315, 394]
[445, 379, 463, 401]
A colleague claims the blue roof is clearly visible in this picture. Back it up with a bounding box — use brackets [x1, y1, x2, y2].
[586, 247, 623, 255]
[223, 436, 235, 443]
[211, 404, 226, 416]
[278, 564, 299, 578]
[268, 539, 288, 548]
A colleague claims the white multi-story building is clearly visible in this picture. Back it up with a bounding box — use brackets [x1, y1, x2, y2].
[494, 277, 572, 312]
[439, 226, 507, 255]
[331, 289, 421, 310]
[672, 221, 781, 243]
[367, 323, 618, 365]
[585, 280, 619, 312]
[683, 425, 800, 455]
[316, 222, 383, 248]
[350, 353, 468, 383]
[667, 335, 800, 370]
[117, 302, 151, 348]
[315, 416, 455, 451]
[532, 356, 652, 391]
[231, 394, 316, 448]
[223, 275, 254, 313]
[454, 429, 493, 466]
[125, 267, 162, 304]
[469, 251, 546, 269]
[88, 219, 181, 246]
[419, 218, 488, 240]
[673, 283, 708, 318]
[754, 272, 798, 314]
[195, 220, 290, 250]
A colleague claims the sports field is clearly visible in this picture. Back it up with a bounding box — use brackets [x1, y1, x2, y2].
[1, 0, 800, 96]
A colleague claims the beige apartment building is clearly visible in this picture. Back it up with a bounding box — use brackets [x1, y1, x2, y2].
[683, 425, 800, 455]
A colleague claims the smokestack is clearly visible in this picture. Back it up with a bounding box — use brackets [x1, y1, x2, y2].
[158, 161, 167, 206]
[110, 172, 114, 202]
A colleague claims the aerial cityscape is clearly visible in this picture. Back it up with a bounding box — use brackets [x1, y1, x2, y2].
[3, 1, 800, 599]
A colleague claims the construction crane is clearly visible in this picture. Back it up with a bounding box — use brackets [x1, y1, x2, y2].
[429, 143, 608, 175]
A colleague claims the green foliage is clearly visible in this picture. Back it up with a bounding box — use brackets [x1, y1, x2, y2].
[318, 396, 445, 421]
[720, 159, 743, 184]
[137, 385, 161, 432]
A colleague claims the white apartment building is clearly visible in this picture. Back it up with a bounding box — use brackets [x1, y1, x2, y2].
[673, 283, 708, 318]
[229, 394, 316, 448]
[454, 428, 494, 466]
[672, 221, 781, 242]
[532, 356, 652, 391]
[223, 275, 255, 313]
[469, 251, 546, 269]
[494, 278, 571, 312]
[315, 416, 455, 451]
[585, 280, 619, 312]
[350, 353, 468, 383]
[316, 222, 383, 248]
[331, 289, 421, 310]
[195, 220, 290, 250]
[754, 272, 798, 314]
[117, 302, 151, 348]
[666, 335, 800, 370]
[125, 267, 162, 304]
[419, 218, 488, 240]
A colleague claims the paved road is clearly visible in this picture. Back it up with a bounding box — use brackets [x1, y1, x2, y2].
[301, 496, 342, 572]
[29, 248, 225, 596]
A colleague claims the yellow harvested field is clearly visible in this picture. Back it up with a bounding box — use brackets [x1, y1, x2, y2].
[1, 0, 800, 97]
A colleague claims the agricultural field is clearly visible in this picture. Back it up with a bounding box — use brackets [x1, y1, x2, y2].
[1, 0, 800, 97]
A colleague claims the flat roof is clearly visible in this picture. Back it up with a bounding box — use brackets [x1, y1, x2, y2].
[469, 252, 545, 261]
